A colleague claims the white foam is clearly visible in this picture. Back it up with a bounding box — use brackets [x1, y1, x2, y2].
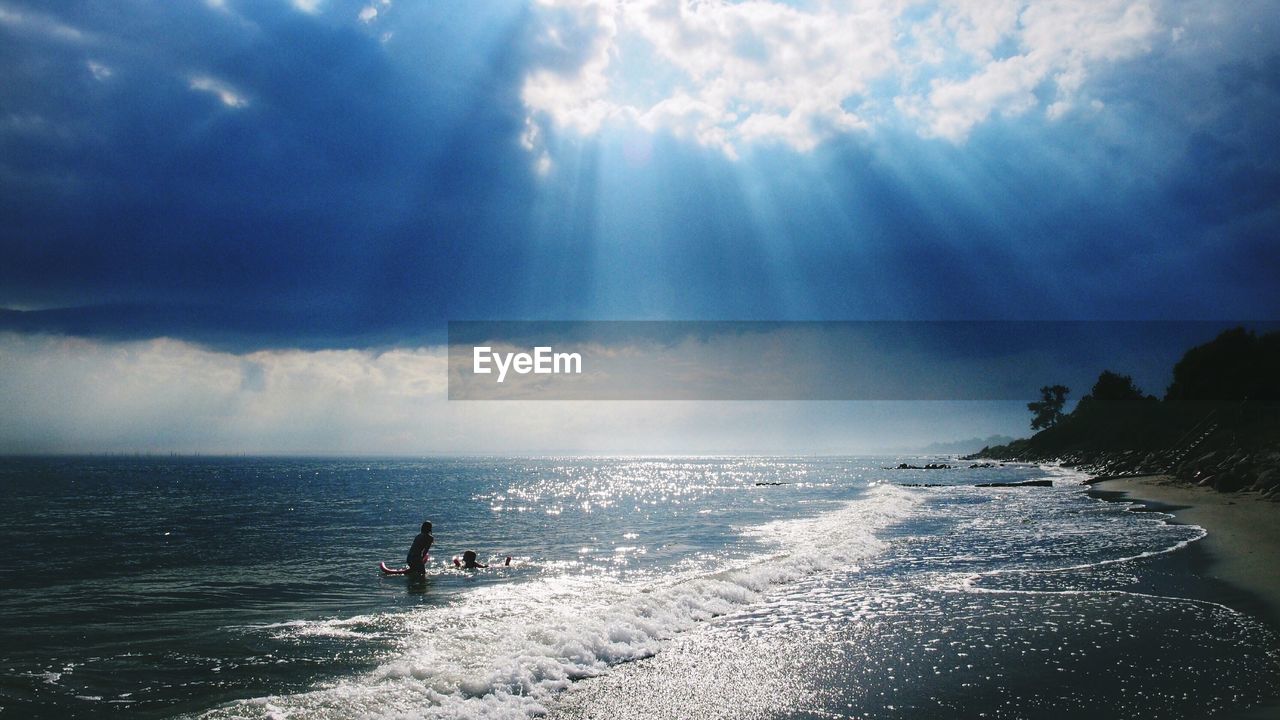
[197, 485, 916, 719]
[1036, 462, 1093, 486]
[947, 469, 1209, 591]
[236, 615, 390, 641]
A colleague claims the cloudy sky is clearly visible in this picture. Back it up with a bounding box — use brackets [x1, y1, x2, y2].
[1, 0, 1277, 453]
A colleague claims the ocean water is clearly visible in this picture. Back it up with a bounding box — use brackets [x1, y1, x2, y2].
[0, 456, 1277, 719]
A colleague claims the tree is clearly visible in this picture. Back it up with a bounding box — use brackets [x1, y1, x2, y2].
[1072, 370, 1153, 417]
[1166, 327, 1280, 403]
[1028, 385, 1069, 430]
[1085, 370, 1148, 403]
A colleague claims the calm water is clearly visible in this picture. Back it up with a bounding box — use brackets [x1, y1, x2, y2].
[0, 456, 1276, 719]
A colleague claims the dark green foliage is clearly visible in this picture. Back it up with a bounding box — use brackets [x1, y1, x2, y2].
[1081, 371, 1151, 405]
[1028, 385, 1069, 430]
[972, 437, 1031, 459]
[1166, 327, 1280, 403]
[1070, 370, 1158, 424]
[980, 327, 1280, 462]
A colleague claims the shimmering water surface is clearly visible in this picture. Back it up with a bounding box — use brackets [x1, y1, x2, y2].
[0, 457, 1276, 719]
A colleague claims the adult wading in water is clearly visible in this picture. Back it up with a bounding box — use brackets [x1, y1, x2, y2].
[407, 521, 434, 575]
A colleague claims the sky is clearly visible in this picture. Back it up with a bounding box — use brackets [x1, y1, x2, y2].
[1, 0, 1277, 454]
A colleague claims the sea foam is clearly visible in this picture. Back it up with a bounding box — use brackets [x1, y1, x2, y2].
[197, 484, 916, 719]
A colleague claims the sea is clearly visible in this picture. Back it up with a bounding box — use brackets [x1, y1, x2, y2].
[0, 456, 1277, 719]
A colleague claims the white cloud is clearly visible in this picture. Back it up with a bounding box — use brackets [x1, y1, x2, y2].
[520, 0, 1164, 156]
[359, 1, 391, 27]
[200, 0, 262, 31]
[0, 3, 89, 42]
[291, 0, 322, 14]
[189, 74, 249, 109]
[0, 335, 445, 454]
[520, 115, 553, 175]
[906, 0, 1160, 140]
[87, 60, 112, 81]
[0, 334, 1022, 455]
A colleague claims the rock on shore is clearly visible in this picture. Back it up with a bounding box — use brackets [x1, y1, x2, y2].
[974, 444, 1280, 497]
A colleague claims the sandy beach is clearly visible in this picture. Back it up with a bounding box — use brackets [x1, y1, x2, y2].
[1092, 475, 1280, 623]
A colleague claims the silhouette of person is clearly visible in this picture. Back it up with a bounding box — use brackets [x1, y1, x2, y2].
[406, 521, 434, 575]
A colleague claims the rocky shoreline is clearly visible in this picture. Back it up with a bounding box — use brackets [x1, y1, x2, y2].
[968, 443, 1280, 498]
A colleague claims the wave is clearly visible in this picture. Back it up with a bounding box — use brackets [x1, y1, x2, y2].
[195, 484, 916, 719]
[237, 615, 391, 641]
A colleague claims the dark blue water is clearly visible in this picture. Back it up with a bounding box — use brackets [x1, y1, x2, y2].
[0, 457, 1277, 719]
[0, 456, 871, 717]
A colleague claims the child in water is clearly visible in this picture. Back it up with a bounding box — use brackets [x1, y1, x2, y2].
[452, 551, 513, 569]
[458, 550, 486, 569]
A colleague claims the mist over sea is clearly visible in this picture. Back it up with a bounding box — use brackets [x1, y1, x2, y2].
[1, 456, 1276, 719]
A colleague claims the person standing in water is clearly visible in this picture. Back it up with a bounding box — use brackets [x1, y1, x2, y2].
[406, 521, 434, 575]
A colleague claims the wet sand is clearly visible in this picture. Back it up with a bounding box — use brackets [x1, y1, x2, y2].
[1091, 475, 1280, 625]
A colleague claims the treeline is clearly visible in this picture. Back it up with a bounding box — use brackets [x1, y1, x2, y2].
[971, 327, 1280, 491]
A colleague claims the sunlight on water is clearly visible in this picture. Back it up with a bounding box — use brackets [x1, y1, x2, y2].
[200, 483, 916, 719]
[0, 458, 1276, 719]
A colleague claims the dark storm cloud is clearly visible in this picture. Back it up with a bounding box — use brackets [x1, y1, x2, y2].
[0, 1, 1277, 351]
[1, 0, 539, 348]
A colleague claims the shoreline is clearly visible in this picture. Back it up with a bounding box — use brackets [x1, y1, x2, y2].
[1089, 474, 1280, 625]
